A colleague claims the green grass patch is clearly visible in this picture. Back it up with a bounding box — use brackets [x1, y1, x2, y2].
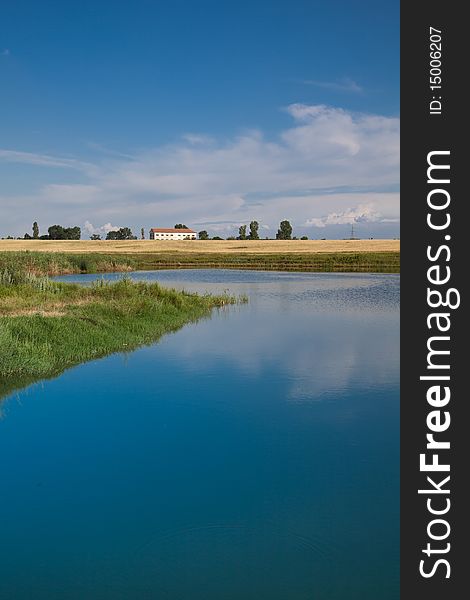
[0, 273, 243, 400]
[0, 249, 399, 276]
[0, 251, 137, 277]
[0, 248, 397, 401]
[129, 251, 400, 273]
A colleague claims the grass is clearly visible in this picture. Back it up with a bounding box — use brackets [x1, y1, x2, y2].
[0, 251, 137, 277]
[129, 250, 400, 273]
[0, 267, 243, 400]
[0, 242, 398, 400]
[0, 246, 400, 274]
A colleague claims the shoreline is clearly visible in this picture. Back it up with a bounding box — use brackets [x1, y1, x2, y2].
[0, 273, 242, 401]
[0, 248, 400, 274]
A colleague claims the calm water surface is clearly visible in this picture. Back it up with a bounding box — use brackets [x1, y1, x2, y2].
[0, 270, 399, 599]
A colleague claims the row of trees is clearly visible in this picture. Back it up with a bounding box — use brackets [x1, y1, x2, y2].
[19, 221, 307, 241]
[24, 223, 81, 240]
[237, 221, 260, 240]
[197, 221, 308, 240]
[23, 222, 138, 241]
[104, 227, 137, 240]
[92, 227, 149, 240]
[203, 220, 307, 241]
[198, 220, 302, 241]
[21, 223, 190, 241]
[238, 220, 303, 240]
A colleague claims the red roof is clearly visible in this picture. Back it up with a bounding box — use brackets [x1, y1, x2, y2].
[150, 228, 195, 233]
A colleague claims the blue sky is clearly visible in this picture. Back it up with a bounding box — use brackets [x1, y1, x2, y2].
[1, 0, 399, 238]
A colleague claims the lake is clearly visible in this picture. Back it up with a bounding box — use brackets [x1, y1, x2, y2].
[0, 270, 399, 599]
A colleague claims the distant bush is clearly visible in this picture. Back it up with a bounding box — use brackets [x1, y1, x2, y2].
[106, 227, 137, 240]
[48, 225, 81, 240]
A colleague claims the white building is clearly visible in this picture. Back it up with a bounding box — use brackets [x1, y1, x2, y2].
[149, 227, 197, 240]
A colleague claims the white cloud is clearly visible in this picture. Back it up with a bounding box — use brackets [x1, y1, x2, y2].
[302, 77, 363, 93]
[181, 134, 214, 145]
[306, 203, 383, 228]
[0, 149, 95, 173]
[0, 104, 399, 237]
[84, 221, 120, 237]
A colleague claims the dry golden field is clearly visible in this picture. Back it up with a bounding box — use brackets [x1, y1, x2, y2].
[0, 239, 400, 255]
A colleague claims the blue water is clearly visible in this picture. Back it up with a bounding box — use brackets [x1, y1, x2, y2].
[0, 270, 399, 599]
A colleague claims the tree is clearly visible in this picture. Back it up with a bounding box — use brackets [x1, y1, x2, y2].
[121, 227, 136, 240]
[276, 220, 292, 240]
[174, 224, 188, 229]
[90, 234, 101, 240]
[106, 227, 136, 240]
[48, 225, 81, 240]
[32, 222, 39, 239]
[68, 226, 81, 240]
[227, 236, 236, 240]
[198, 230, 209, 240]
[141, 227, 145, 240]
[249, 221, 259, 240]
[212, 236, 223, 240]
[24, 233, 32, 239]
[48, 225, 66, 240]
[300, 235, 309, 240]
[238, 225, 247, 240]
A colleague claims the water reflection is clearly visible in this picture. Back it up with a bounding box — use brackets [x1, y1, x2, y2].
[1, 271, 399, 599]
[59, 271, 400, 423]
[60, 271, 398, 403]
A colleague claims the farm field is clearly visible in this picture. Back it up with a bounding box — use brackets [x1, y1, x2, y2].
[0, 239, 400, 255]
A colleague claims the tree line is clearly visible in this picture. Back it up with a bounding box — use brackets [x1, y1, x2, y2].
[21, 222, 138, 241]
[12, 220, 308, 241]
[198, 220, 308, 240]
[23, 223, 81, 240]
